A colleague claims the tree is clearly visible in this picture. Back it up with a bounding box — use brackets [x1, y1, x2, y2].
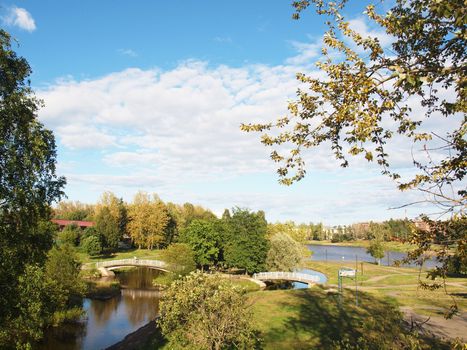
[159, 243, 196, 277]
[223, 208, 269, 274]
[127, 191, 170, 249]
[53, 200, 94, 221]
[58, 223, 81, 246]
[158, 271, 258, 350]
[45, 244, 86, 306]
[367, 240, 385, 265]
[94, 192, 127, 249]
[95, 206, 120, 250]
[266, 232, 307, 271]
[81, 235, 103, 256]
[181, 219, 222, 268]
[0, 29, 66, 346]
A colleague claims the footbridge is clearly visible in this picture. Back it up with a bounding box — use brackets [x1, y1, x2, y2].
[95, 258, 170, 276]
[253, 271, 321, 288]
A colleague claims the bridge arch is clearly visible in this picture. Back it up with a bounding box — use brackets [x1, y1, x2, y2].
[95, 258, 172, 276]
[252, 271, 320, 288]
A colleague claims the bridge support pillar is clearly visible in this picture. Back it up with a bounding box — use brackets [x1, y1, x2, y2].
[98, 267, 115, 277]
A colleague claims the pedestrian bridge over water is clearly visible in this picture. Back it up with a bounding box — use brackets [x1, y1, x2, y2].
[94, 258, 170, 276]
[253, 271, 320, 287]
[91, 259, 322, 287]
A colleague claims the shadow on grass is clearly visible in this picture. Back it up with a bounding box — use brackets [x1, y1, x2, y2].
[258, 286, 450, 349]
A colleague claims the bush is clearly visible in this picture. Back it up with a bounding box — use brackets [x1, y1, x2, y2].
[58, 224, 81, 246]
[81, 235, 103, 256]
[159, 271, 258, 349]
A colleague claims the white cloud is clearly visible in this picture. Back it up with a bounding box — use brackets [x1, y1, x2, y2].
[118, 48, 138, 57]
[285, 40, 321, 66]
[2, 7, 36, 32]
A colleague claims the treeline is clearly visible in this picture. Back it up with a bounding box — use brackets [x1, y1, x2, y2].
[266, 219, 414, 243]
[54, 191, 216, 253]
[55, 193, 309, 274]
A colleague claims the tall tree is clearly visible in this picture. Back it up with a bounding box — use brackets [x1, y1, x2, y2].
[266, 232, 307, 272]
[223, 208, 269, 274]
[0, 29, 65, 345]
[180, 219, 222, 269]
[127, 192, 170, 249]
[95, 206, 120, 249]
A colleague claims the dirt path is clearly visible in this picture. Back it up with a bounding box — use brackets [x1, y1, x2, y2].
[400, 306, 467, 342]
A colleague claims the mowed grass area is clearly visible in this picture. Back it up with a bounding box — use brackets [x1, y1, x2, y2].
[77, 248, 162, 265]
[248, 287, 448, 349]
[304, 260, 467, 317]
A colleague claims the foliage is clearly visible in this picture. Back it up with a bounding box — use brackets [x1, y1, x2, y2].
[159, 243, 196, 277]
[165, 202, 217, 243]
[57, 224, 81, 246]
[81, 235, 103, 256]
[223, 208, 269, 274]
[127, 191, 170, 249]
[241, 0, 466, 216]
[45, 244, 86, 306]
[95, 206, 120, 250]
[367, 240, 385, 264]
[266, 233, 307, 271]
[158, 271, 258, 350]
[94, 192, 127, 250]
[53, 200, 94, 221]
[0, 245, 85, 349]
[405, 215, 467, 316]
[0, 29, 65, 347]
[181, 219, 222, 268]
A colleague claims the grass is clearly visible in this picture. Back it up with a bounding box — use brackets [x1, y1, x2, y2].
[248, 287, 448, 349]
[304, 260, 467, 317]
[77, 248, 163, 265]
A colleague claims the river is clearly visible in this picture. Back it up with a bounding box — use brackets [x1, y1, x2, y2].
[307, 244, 439, 268]
[37, 268, 163, 350]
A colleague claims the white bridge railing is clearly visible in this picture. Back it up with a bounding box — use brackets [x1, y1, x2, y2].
[253, 271, 320, 283]
[95, 258, 168, 269]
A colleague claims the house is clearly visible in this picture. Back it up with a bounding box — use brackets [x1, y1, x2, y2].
[51, 219, 95, 230]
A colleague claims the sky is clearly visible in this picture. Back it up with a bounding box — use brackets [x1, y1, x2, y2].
[1, 1, 458, 225]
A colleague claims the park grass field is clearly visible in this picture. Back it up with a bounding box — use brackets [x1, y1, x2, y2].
[248, 287, 449, 349]
[77, 248, 163, 264]
[303, 260, 467, 316]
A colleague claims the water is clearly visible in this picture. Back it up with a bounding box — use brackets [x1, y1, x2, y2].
[37, 268, 163, 350]
[307, 244, 438, 268]
[293, 268, 328, 289]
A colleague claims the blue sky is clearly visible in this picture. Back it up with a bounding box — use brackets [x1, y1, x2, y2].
[1, 1, 450, 225]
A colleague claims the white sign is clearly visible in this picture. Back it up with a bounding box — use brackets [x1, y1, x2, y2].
[339, 269, 356, 277]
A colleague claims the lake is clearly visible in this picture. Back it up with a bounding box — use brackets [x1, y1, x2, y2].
[306, 244, 439, 268]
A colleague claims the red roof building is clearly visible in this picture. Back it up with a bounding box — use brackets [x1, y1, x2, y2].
[51, 219, 95, 230]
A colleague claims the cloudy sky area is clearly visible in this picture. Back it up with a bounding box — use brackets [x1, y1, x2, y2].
[2, 1, 458, 225]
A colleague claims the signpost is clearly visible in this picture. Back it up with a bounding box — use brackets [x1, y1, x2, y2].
[338, 267, 357, 306]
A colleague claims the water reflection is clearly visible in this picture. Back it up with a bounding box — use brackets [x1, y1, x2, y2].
[37, 267, 164, 350]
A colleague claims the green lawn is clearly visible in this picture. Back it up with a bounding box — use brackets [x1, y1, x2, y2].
[248, 287, 448, 349]
[77, 248, 163, 265]
[304, 260, 467, 317]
